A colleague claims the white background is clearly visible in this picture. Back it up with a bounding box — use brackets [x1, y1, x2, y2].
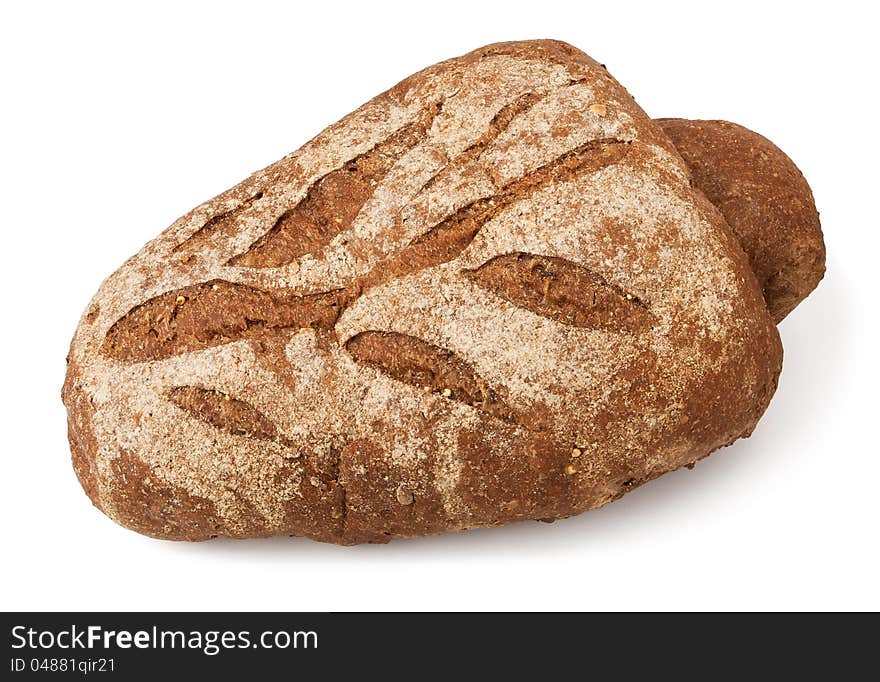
[1, 1, 877, 611]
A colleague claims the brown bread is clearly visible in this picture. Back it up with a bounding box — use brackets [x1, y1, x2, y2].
[657, 118, 825, 322]
[63, 40, 817, 544]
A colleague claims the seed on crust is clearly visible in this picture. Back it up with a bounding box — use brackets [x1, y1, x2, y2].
[396, 484, 414, 505]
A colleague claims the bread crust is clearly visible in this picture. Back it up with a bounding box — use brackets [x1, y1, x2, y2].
[657, 118, 825, 322]
[62, 40, 784, 544]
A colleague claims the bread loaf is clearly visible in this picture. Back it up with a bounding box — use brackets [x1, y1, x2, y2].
[62, 40, 821, 544]
[657, 118, 825, 322]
